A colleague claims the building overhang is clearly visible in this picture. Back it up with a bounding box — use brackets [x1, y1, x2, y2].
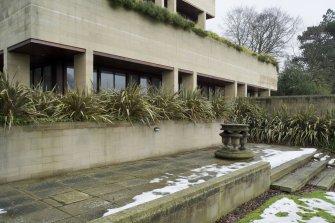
[8, 38, 85, 65]
[198, 73, 234, 85]
[94, 51, 173, 74]
[181, 0, 215, 19]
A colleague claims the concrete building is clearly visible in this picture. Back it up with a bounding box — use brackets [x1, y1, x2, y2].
[0, 0, 277, 97]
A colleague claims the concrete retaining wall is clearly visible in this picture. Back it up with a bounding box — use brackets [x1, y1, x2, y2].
[90, 162, 271, 223]
[253, 95, 335, 116]
[0, 121, 221, 183]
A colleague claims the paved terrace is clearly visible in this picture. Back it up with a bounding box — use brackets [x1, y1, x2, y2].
[0, 144, 315, 223]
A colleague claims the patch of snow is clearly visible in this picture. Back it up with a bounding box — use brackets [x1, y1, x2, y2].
[260, 148, 316, 168]
[325, 192, 335, 203]
[0, 209, 6, 215]
[320, 155, 330, 161]
[252, 196, 335, 223]
[314, 153, 323, 158]
[103, 162, 255, 217]
[328, 159, 335, 165]
[150, 178, 163, 183]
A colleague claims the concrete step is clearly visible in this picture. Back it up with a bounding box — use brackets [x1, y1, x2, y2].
[270, 153, 315, 183]
[309, 167, 335, 190]
[271, 160, 328, 192]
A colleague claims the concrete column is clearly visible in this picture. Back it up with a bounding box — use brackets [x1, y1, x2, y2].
[162, 68, 178, 93]
[74, 49, 93, 92]
[225, 81, 237, 99]
[260, 89, 271, 97]
[237, 84, 247, 97]
[196, 11, 206, 29]
[3, 49, 30, 86]
[182, 71, 197, 91]
[167, 0, 176, 13]
[155, 0, 164, 7]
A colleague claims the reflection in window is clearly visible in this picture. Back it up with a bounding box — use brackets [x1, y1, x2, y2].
[129, 74, 139, 85]
[33, 68, 42, 86]
[101, 70, 114, 90]
[43, 66, 52, 91]
[115, 73, 126, 91]
[67, 67, 74, 90]
[152, 77, 161, 88]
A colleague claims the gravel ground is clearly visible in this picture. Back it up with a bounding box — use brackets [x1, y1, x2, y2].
[215, 185, 335, 223]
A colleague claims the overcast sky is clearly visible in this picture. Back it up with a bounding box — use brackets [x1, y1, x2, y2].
[206, 0, 335, 60]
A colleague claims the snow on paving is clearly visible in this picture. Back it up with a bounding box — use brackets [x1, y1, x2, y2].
[259, 148, 316, 168]
[103, 147, 317, 216]
[328, 159, 335, 165]
[0, 209, 6, 215]
[251, 196, 335, 223]
[321, 155, 330, 161]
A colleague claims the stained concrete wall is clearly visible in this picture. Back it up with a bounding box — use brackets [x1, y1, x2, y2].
[253, 95, 335, 117]
[0, 121, 222, 183]
[90, 162, 271, 223]
[0, 0, 277, 91]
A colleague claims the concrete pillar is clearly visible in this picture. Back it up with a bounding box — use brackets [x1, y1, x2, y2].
[155, 0, 164, 7]
[167, 0, 176, 13]
[162, 68, 178, 93]
[237, 84, 247, 97]
[181, 71, 197, 91]
[260, 89, 271, 97]
[225, 81, 237, 99]
[196, 11, 206, 29]
[3, 49, 30, 86]
[74, 49, 93, 92]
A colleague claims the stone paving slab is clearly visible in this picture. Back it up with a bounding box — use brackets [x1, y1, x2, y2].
[0, 144, 314, 222]
[271, 160, 328, 192]
[309, 167, 335, 190]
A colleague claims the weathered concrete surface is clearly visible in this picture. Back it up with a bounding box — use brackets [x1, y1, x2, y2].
[253, 95, 335, 117]
[270, 153, 315, 183]
[271, 160, 328, 192]
[90, 162, 271, 223]
[0, 121, 222, 183]
[309, 167, 335, 190]
[0, 144, 301, 222]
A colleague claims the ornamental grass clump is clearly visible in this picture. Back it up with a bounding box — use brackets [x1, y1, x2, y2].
[210, 92, 231, 120]
[0, 71, 31, 128]
[104, 84, 157, 123]
[58, 90, 111, 122]
[147, 87, 185, 120]
[181, 89, 214, 121]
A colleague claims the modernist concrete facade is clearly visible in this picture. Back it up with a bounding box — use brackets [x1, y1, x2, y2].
[0, 0, 277, 97]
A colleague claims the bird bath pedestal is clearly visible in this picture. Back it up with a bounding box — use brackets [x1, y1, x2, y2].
[215, 124, 254, 160]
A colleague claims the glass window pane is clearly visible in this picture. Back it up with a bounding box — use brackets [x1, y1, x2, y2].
[101, 70, 114, 90]
[93, 69, 98, 91]
[115, 72, 126, 91]
[33, 68, 42, 87]
[140, 76, 149, 93]
[67, 67, 74, 90]
[129, 74, 139, 85]
[202, 85, 209, 98]
[151, 77, 161, 88]
[43, 66, 52, 91]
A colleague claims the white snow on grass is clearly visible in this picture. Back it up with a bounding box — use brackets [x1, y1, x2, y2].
[321, 155, 330, 161]
[103, 161, 256, 216]
[0, 209, 6, 215]
[314, 153, 323, 158]
[260, 148, 316, 168]
[326, 192, 335, 203]
[252, 196, 335, 223]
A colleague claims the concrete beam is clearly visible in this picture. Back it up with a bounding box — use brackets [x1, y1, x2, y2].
[155, 0, 165, 7]
[237, 84, 247, 97]
[3, 49, 30, 86]
[181, 71, 197, 91]
[74, 49, 93, 92]
[196, 11, 206, 29]
[225, 81, 237, 99]
[167, 0, 177, 13]
[162, 68, 178, 93]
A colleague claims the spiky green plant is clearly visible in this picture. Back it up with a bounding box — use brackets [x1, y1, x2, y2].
[181, 89, 214, 121]
[58, 90, 111, 122]
[210, 92, 231, 120]
[147, 86, 185, 120]
[0, 71, 31, 128]
[103, 84, 157, 123]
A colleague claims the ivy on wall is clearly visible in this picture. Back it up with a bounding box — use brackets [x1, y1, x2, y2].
[108, 0, 279, 70]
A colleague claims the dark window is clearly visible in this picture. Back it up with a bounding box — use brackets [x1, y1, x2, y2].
[115, 72, 126, 91]
[66, 67, 74, 90]
[93, 69, 98, 92]
[101, 70, 114, 90]
[152, 77, 161, 88]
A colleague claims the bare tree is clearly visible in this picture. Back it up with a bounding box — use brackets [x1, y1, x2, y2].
[223, 7, 302, 57]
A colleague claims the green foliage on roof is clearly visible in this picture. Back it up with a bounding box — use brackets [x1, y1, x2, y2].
[108, 0, 279, 70]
